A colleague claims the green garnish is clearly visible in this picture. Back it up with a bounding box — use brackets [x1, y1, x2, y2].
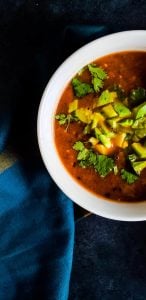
[56, 62, 146, 184]
[88, 64, 107, 80]
[121, 169, 138, 184]
[72, 78, 94, 97]
[88, 64, 108, 92]
[55, 114, 68, 125]
[55, 113, 78, 127]
[92, 77, 104, 92]
[130, 87, 146, 106]
[73, 141, 85, 151]
[73, 141, 114, 177]
[94, 155, 114, 177]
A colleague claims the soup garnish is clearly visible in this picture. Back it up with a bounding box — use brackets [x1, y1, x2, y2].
[55, 51, 146, 201]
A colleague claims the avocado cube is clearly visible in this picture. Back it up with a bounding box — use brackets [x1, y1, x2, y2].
[96, 90, 117, 107]
[132, 161, 146, 175]
[102, 104, 118, 118]
[98, 134, 112, 148]
[119, 119, 133, 127]
[135, 102, 146, 119]
[107, 117, 121, 129]
[113, 102, 131, 118]
[132, 142, 146, 158]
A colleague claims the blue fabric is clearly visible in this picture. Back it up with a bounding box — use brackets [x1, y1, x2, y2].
[0, 6, 108, 297]
[0, 159, 74, 300]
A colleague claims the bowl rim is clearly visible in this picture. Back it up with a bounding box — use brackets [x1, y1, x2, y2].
[37, 30, 146, 221]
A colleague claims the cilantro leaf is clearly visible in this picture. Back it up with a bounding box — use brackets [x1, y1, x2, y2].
[72, 78, 94, 97]
[73, 141, 114, 177]
[73, 141, 85, 151]
[88, 64, 107, 93]
[94, 155, 114, 177]
[55, 113, 78, 126]
[121, 169, 139, 184]
[92, 77, 104, 92]
[77, 148, 89, 160]
[88, 64, 107, 80]
[130, 87, 146, 106]
[55, 114, 68, 125]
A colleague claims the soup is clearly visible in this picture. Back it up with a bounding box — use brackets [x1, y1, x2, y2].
[55, 51, 146, 202]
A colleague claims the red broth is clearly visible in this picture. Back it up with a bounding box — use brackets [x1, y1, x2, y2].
[54, 51, 146, 202]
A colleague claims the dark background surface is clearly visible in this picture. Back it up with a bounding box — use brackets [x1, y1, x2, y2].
[1, 1, 146, 299]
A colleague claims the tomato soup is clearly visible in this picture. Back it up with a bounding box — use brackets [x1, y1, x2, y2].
[55, 51, 146, 202]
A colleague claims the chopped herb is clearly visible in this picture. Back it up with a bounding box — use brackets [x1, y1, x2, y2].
[73, 141, 114, 177]
[77, 148, 89, 160]
[73, 141, 85, 151]
[88, 64, 108, 93]
[92, 77, 104, 92]
[130, 87, 146, 106]
[88, 64, 107, 80]
[55, 114, 68, 125]
[121, 169, 138, 184]
[72, 78, 94, 97]
[94, 155, 114, 177]
[55, 113, 78, 128]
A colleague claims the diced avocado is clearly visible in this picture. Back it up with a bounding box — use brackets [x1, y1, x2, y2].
[83, 124, 91, 135]
[96, 90, 117, 107]
[132, 142, 146, 158]
[98, 134, 112, 148]
[102, 104, 118, 118]
[89, 137, 99, 146]
[119, 119, 133, 127]
[68, 99, 78, 113]
[75, 108, 92, 124]
[134, 129, 146, 139]
[132, 134, 141, 142]
[91, 112, 105, 128]
[94, 127, 102, 138]
[131, 161, 146, 175]
[100, 122, 115, 138]
[135, 102, 146, 119]
[132, 117, 146, 129]
[113, 102, 131, 118]
[106, 117, 121, 129]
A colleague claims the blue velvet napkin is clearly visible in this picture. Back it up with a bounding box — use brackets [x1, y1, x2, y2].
[0, 12, 109, 299]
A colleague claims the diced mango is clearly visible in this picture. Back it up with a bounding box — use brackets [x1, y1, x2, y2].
[94, 143, 113, 155]
[68, 99, 78, 113]
[89, 137, 99, 146]
[75, 108, 92, 124]
[113, 133, 126, 148]
[91, 112, 105, 128]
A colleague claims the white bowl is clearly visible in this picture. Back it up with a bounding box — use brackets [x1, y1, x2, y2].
[37, 30, 146, 221]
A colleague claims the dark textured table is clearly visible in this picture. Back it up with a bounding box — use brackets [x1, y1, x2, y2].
[1, 1, 146, 299]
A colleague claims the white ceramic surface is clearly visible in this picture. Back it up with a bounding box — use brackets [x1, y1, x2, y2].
[37, 30, 146, 221]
